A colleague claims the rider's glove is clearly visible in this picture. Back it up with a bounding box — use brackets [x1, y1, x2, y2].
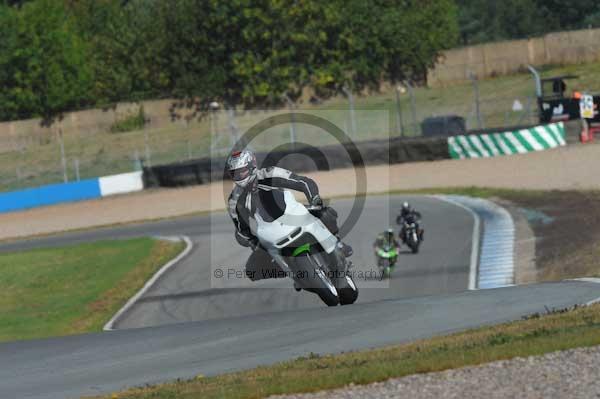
[310, 194, 323, 208]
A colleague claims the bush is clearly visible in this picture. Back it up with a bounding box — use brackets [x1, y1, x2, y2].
[110, 106, 146, 133]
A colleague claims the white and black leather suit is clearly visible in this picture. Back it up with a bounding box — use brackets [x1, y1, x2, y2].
[227, 166, 339, 280]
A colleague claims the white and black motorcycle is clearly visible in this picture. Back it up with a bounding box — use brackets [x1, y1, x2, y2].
[255, 190, 359, 306]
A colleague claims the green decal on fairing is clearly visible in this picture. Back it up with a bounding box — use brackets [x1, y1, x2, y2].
[292, 243, 311, 257]
[377, 248, 398, 258]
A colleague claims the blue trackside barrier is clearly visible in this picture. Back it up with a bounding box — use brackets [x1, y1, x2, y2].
[0, 178, 102, 214]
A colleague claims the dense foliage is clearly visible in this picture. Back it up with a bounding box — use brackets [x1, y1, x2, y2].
[457, 0, 600, 44]
[3, 0, 597, 122]
[0, 0, 458, 121]
[0, 0, 92, 122]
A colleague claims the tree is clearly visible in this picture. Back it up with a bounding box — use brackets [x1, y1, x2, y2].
[0, 0, 92, 122]
[456, 0, 600, 44]
[70, 0, 169, 106]
[456, 0, 545, 44]
[0, 4, 21, 121]
[3, 0, 31, 7]
[536, 0, 600, 31]
[306, 0, 459, 94]
[0, 0, 461, 119]
[380, 0, 459, 83]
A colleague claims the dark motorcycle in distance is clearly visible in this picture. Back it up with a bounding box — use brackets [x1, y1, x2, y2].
[400, 218, 424, 254]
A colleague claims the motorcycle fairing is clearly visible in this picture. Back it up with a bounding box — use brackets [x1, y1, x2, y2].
[256, 190, 337, 254]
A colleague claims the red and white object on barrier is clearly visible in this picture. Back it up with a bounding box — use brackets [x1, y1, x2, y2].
[580, 120, 600, 143]
[579, 93, 599, 143]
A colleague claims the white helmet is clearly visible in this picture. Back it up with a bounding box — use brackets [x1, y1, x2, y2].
[226, 149, 257, 188]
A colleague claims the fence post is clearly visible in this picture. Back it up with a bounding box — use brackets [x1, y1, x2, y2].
[342, 86, 357, 139]
[395, 85, 405, 137]
[404, 81, 419, 135]
[210, 109, 217, 152]
[133, 149, 142, 171]
[74, 158, 80, 181]
[227, 106, 240, 150]
[469, 73, 484, 129]
[56, 125, 68, 183]
[209, 102, 220, 153]
[282, 94, 297, 147]
[143, 123, 151, 167]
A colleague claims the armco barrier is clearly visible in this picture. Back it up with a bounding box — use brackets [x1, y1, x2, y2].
[0, 171, 144, 214]
[143, 136, 450, 188]
[448, 122, 566, 159]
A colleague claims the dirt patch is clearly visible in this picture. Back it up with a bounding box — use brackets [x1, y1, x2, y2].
[495, 191, 600, 281]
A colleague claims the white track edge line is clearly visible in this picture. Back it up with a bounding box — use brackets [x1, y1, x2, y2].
[103, 235, 194, 331]
[563, 279, 600, 305]
[430, 195, 480, 290]
[586, 297, 600, 306]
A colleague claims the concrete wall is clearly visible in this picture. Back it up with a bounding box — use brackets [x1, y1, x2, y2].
[428, 28, 600, 86]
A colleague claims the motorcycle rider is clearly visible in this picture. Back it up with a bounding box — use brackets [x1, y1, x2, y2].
[226, 148, 353, 282]
[373, 228, 400, 262]
[396, 202, 424, 243]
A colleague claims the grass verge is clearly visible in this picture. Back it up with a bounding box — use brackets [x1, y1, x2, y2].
[0, 237, 184, 342]
[91, 303, 600, 399]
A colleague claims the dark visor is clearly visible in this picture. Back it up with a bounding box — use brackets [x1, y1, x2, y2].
[230, 167, 250, 181]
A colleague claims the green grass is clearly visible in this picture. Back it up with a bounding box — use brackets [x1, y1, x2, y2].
[0, 237, 183, 342]
[4, 61, 600, 192]
[91, 303, 600, 399]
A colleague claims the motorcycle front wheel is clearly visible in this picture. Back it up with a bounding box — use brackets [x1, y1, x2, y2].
[410, 242, 420, 254]
[293, 253, 340, 306]
[337, 274, 359, 305]
[379, 258, 391, 280]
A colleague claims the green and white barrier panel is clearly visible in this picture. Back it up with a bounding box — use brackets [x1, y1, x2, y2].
[448, 122, 566, 159]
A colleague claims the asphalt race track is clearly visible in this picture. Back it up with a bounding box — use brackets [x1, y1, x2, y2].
[117, 195, 474, 328]
[3, 195, 600, 399]
[0, 195, 473, 328]
[3, 282, 600, 399]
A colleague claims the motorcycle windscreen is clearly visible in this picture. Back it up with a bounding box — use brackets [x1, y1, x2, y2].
[255, 188, 287, 222]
